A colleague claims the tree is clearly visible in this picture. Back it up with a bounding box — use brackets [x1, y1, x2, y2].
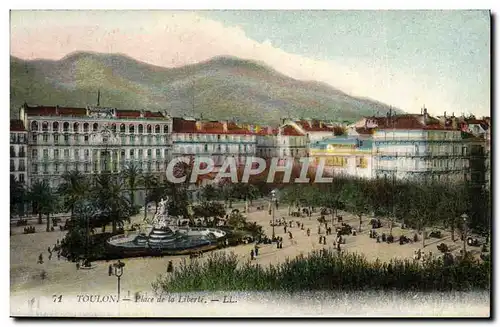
[407, 181, 442, 248]
[122, 163, 141, 207]
[192, 201, 226, 227]
[93, 174, 131, 233]
[436, 183, 469, 242]
[340, 179, 371, 232]
[28, 180, 56, 228]
[282, 184, 302, 215]
[199, 184, 220, 202]
[227, 211, 247, 230]
[58, 170, 89, 218]
[10, 176, 26, 218]
[141, 173, 158, 220]
[368, 176, 397, 234]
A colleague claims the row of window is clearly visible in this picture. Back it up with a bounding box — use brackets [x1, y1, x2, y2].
[174, 144, 254, 154]
[10, 159, 26, 171]
[10, 172, 25, 183]
[31, 161, 165, 174]
[174, 133, 255, 143]
[31, 148, 170, 160]
[31, 133, 169, 145]
[10, 133, 27, 144]
[30, 121, 170, 134]
[10, 146, 26, 157]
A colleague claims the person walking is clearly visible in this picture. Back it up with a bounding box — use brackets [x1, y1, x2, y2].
[254, 245, 259, 256]
[250, 249, 255, 260]
[37, 253, 43, 264]
[307, 228, 310, 237]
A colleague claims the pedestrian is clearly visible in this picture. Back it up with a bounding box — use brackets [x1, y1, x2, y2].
[38, 253, 43, 264]
[289, 221, 292, 228]
[48, 246, 52, 254]
[57, 252, 61, 260]
[254, 245, 259, 256]
[289, 231, 293, 239]
[319, 235, 322, 244]
[323, 236, 327, 245]
[318, 226, 321, 235]
[307, 228, 310, 237]
[48, 252, 52, 260]
[76, 261, 80, 270]
[250, 249, 255, 260]
[301, 223, 304, 230]
[284, 225, 287, 233]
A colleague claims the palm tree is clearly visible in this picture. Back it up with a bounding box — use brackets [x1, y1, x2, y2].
[28, 180, 56, 230]
[93, 174, 131, 233]
[58, 170, 89, 218]
[141, 173, 158, 220]
[122, 163, 140, 207]
[10, 176, 26, 218]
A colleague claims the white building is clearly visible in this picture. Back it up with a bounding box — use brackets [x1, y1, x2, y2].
[19, 103, 173, 193]
[10, 119, 28, 185]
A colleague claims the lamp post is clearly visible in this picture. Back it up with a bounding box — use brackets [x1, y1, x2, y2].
[461, 213, 468, 256]
[270, 190, 277, 240]
[108, 260, 125, 301]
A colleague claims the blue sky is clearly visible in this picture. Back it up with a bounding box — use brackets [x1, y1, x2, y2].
[11, 10, 491, 117]
[201, 10, 491, 117]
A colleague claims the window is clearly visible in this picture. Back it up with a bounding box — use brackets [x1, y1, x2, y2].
[19, 174, 25, 183]
[163, 125, 169, 134]
[54, 134, 59, 144]
[32, 134, 37, 143]
[155, 125, 160, 133]
[82, 123, 89, 133]
[10, 133, 15, 143]
[54, 149, 59, 159]
[84, 135, 89, 142]
[147, 125, 152, 134]
[84, 149, 89, 158]
[54, 163, 59, 173]
[138, 124, 144, 134]
[64, 149, 69, 158]
[19, 146, 25, 157]
[63, 122, 70, 132]
[120, 124, 125, 133]
[84, 164, 89, 173]
[156, 149, 161, 157]
[43, 134, 49, 143]
[130, 149, 134, 158]
[217, 144, 221, 152]
[147, 149, 152, 158]
[93, 123, 99, 132]
[31, 121, 38, 131]
[10, 159, 15, 171]
[64, 135, 69, 143]
[189, 134, 193, 141]
[74, 149, 79, 159]
[10, 146, 15, 157]
[139, 149, 143, 158]
[204, 144, 208, 152]
[73, 122, 79, 133]
[30, 149, 37, 159]
[129, 125, 135, 134]
[217, 135, 221, 140]
[53, 122, 59, 132]
[32, 163, 38, 173]
[19, 159, 25, 171]
[43, 149, 48, 159]
[111, 124, 117, 133]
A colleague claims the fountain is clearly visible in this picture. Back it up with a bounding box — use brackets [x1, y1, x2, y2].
[107, 197, 227, 257]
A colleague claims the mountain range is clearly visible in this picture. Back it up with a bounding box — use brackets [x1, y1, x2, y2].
[10, 51, 403, 124]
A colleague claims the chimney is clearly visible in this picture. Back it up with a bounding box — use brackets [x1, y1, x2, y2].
[423, 106, 429, 125]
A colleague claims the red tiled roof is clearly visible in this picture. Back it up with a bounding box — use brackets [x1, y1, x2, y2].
[10, 119, 26, 132]
[144, 111, 164, 118]
[282, 125, 305, 136]
[296, 120, 334, 132]
[115, 110, 141, 118]
[257, 127, 278, 136]
[25, 105, 87, 117]
[375, 114, 459, 131]
[172, 118, 255, 135]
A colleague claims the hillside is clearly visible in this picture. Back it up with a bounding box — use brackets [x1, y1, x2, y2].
[10, 52, 403, 124]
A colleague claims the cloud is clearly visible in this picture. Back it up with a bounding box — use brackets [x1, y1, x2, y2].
[10, 11, 487, 117]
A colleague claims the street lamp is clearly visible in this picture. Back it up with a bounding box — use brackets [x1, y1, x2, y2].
[270, 190, 277, 240]
[461, 213, 468, 256]
[108, 260, 125, 301]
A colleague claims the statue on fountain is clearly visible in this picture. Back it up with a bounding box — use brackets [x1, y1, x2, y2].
[152, 197, 171, 229]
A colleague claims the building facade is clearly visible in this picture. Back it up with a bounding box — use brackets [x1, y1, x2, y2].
[171, 118, 257, 169]
[19, 104, 173, 190]
[10, 120, 28, 185]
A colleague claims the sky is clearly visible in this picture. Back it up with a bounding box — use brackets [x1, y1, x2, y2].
[10, 10, 491, 117]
